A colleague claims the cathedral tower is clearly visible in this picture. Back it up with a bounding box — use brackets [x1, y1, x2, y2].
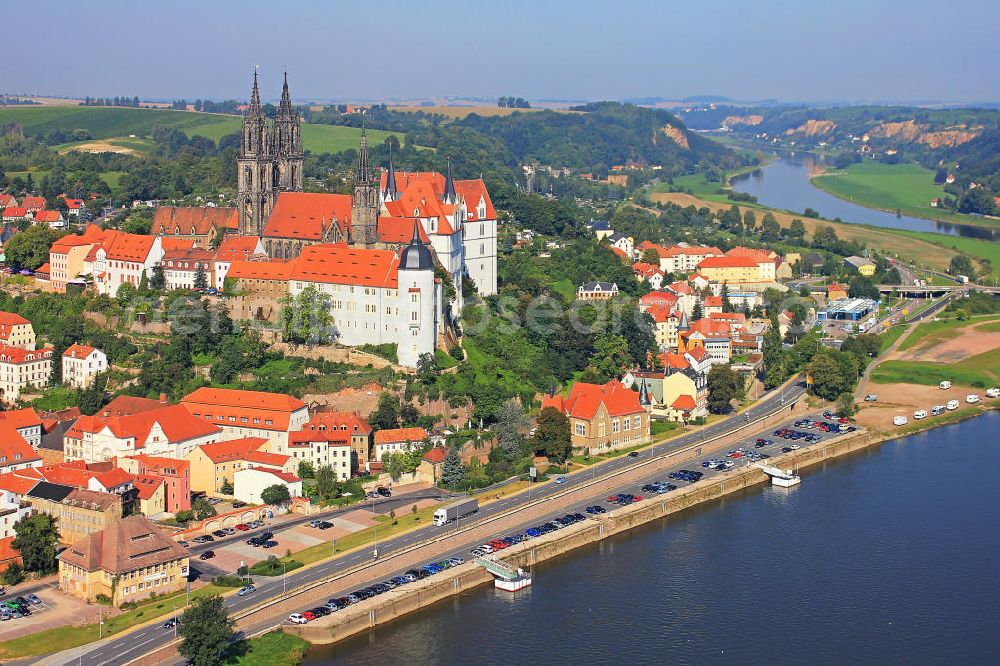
[237, 71, 276, 236]
[351, 127, 379, 247]
[272, 72, 303, 192]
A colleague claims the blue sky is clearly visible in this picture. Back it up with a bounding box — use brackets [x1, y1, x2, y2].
[2, 0, 997, 103]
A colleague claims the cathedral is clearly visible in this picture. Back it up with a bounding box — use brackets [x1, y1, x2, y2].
[232, 72, 497, 298]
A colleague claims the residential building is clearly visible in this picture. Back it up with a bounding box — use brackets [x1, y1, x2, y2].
[58, 515, 189, 606]
[0, 484, 33, 540]
[117, 455, 191, 513]
[0, 345, 52, 404]
[297, 411, 373, 473]
[132, 475, 166, 516]
[233, 467, 302, 506]
[63, 198, 85, 218]
[589, 221, 613, 240]
[577, 282, 619, 301]
[185, 437, 293, 494]
[0, 407, 43, 448]
[373, 427, 428, 462]
[827, 282, 848, 302]
[607, 233, 634, 256]
[179, 387, 309, 453]
[63, 404, 222, 464]
[632, 262, 665, 290]
[696, 255, 765, 283]
[541, 380, 650, 455]
[0, 311, 36, 349]
[89, 231, 164, 297]
[62, 343, 108, 389]
[161, 247, 215, 290]
[287, 430, 352, 481]
[34, 210, 65, 228]
[645, 303, 680, 350]
[150, 206, 238, 249]
[0, 194, 16, 208]
[20, 196, 45, 212]
[1, 207, 30, 223]
[48, 225, 111, 292]
[26, 482, 121, 545]
[677, 315, 733, 364]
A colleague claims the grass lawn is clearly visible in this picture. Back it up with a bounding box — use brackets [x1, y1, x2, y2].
[54, 137, 156, 155]
[651, 420, 681, 437]
[550, 277, 577, 301]
[30, 386, 77, 411]
[898, 314, 1000, 351]
[225, 631, 310, 666]
[976, 321, 1000, 332]
[870, 348, 1000, 388]
[0, 584, 228, 660]
[879, 324, 909, 353]
[810, 162, 987, 226]
[890, 230, 1000, 281]
[435, 348, 459, 369]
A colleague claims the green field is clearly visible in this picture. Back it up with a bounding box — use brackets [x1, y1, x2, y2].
[7, 169, 126, 188]
[0, 106, 404, 154]
[891, 229, 1000, 282]
[226, 631, 310, 666]
[870, 349, 1000, 388]
[899, 314, 1000, 352]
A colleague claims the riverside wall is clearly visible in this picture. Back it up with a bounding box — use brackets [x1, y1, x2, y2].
[290, 427, 885, 646]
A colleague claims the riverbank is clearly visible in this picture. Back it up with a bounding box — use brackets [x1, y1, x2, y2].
[285, 401, 998, 649]
[810, 161, 996, 230]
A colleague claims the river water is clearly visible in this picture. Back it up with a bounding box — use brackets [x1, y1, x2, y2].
[730, 153, 998, 240]
[306, 412, 1000, 665]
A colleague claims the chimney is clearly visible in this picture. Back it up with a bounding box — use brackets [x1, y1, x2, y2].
[103, 411, 110, 418]
[159, 393, 167, 403]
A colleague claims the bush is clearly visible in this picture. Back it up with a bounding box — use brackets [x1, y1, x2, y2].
[2, 562, 25, 585]
[213, 575, 247, 587]
[95, 593, 112, 605]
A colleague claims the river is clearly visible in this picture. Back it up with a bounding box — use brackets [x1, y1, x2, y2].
[729, 153, 998, 240]
[306, 412, 1000, 665]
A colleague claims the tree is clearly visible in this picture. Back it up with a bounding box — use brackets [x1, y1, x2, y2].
[415, 353, 437, 384]
[788, 218, 806, 243]
[4, 224, 61, 270]
[2, 562, 24, 586]
[691, 301, 703, 321]
[178, 594, 235, 666]
[948, 254, 975, 279]
[760, 213, 781, 242]
[193, 264, 208, 290]
[493, 398, 529, 455]
[721, 283, 734, 312]
[192, 497, 216, 520]
[315, 465, 337, 499]
[742, 210, 757, 231]
[848, 276, 880, 300]
[279, 286, 334, 345]
[368, 392, 400, 430]
[707, 364, 742, 414]
[12, 513, 59, 574]
[77, 372, 109, 415]
[812, 225, 839, 250]
[219, 479, 234, 495]
[641, 248, 661, 265]
[297, 460, 315, 479]
[620, 310, 657, 367]
[806, 351, 859, 401]
[590, 333, 632, 380]
[150, 263, 166, 290]
[260, 484, 291, 506]
[441, 447, 465, 487]
[841, 333, 881, 362]
[532, 407, 572, 462]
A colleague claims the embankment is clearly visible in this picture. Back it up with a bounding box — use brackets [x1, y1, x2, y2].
[290, 428, 887, 646]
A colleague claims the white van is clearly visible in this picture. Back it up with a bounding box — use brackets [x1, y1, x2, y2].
[946, 400, 960, 411]
[939, 381, 952, 390]
[913, 410, 928, 420]
[930, 405, 945, 416]
[893, 416, 908, 426]
[966, 394, 980, 404]
[986, 387, 1000, 398]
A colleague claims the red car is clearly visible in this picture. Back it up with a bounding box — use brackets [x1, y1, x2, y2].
[607, 496, 617, 502]
[633, 495, 643, 502]
[838, 417, 850, 424]
[491, 540, 508, 550]
[302, 611, 316, 622]
[235, 523, 250, 531]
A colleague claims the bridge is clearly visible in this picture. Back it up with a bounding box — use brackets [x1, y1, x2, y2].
[475, 556, 521, 581]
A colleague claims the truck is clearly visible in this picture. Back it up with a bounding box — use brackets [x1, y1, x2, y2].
[433, 498, 479, 526]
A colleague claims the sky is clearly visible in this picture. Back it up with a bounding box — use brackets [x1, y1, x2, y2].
[2, 0, 998, 104]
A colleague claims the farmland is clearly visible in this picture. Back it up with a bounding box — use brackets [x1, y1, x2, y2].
[0, 106, 404, 153]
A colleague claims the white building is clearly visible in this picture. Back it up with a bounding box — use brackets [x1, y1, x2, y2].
[0, 488, 33, 539]
[0, 312, 36, 350]
[213, 236, 265, 291]
[287, 430, 353, 482]
[233, 467, 302, 506]
[0, 346, 52, 404]
[62, 343, 108, 389]
[373, 427, 428, 463]
[86, 232, 164, 297]
[0, 408, 43, 449]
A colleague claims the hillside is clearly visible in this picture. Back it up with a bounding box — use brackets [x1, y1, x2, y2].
[0, 106, 403, 154]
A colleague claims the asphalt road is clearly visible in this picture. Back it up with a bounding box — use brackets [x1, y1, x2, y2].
[46, 379, 809, 666]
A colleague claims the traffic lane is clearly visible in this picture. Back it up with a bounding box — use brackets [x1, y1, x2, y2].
[69, 382, 810, 665]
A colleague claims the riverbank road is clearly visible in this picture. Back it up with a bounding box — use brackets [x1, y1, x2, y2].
[41, 380, 813, 666]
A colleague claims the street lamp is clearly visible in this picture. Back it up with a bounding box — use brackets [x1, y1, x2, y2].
[282, 561, 287, 596]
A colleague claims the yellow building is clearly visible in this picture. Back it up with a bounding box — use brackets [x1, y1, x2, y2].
[185, 437, 292, 494]
[58, 515, 190, 607]
[0, 312, 36, 349]
[844, 256, 876, 276]
[26, 482, 122, 546]
[696, 256, 763, 283]
[541, 380, 650, 455]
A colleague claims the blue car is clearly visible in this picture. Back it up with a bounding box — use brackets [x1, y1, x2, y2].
[525, 528, 542, 537]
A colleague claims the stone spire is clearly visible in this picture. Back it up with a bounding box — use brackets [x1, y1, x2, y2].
[639, 378, 651, 406]
[278, 71, 294, 117]
[383, 142, 398, 201]
[356, 126, 371, 185]
[678, 310, 690, 332]
[442, 159, 456, 204]
[248, 69, 263, 117]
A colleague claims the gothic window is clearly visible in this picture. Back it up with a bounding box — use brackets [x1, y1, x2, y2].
[243, 166, 251, 185]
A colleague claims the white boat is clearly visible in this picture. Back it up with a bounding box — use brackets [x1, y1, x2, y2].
[770, 469, 801, 487]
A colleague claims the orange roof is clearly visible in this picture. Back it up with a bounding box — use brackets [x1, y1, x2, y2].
[2, 207, 28, 218]
[35, 262, 50, 275]
[290, 244, 401, 289]
[181, 388, 306, 431]
[301, 411, 372, 436]
[50, 224, 108, 253]
[289, 429, 350, 445]
[68, 404, 220, 447]
[63, 343, 98, 358]
[671, 394, 697, 411]
[262, 192, 352, 240]
[226, 259, 295, 281]
[726, 246, 774, 261]
[0, 311, 30, 328]
[63, 198, 85, 209]
[664, 245, 723, 257]
[639, 291, 678, 308]
[100, 395, 167, 417]
[151, 206, 238, 236]
[33, 210, 63, 223]
[423, 447, 447, 463]
[704, 296, 723, 307]
[376, 216, 431, 244]
[95, 467, 133, 489]
[374, 427, 427, 444]
[0, 344, 52, 364]
[0, 472, 38, 494]
[542, 380, 644, 420]
[646, 303, 678, 323]
[196, 437, 269, 464]
[245, 450, 290, 467]
[0, 194, 15, 206]
[658, 352, 690, 370]
[0, 426, 40, 468]
[666, 281, 693, 295]
[636, 240, 669, 258]
[454, 179, 496, 219]
[0, 536, 21, 565]
[698, 256, 759, 269]
[250, 469, 300, 484]
[103, 232, 156, 262]
[160, 237, 196, 252]
[216, 236, 263, 262]
[132, 474, 164, 500]
[611, 246, 628, 259]
[20, 196, 46, 210]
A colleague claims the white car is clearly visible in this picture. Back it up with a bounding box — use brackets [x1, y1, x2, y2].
[946, 400, 960, 411]
[986, 387, 1000, 398]
[288, 613, 307, 624]
[479, 544, 494, 554]
[913, 410, 928, 420]
[966, 394, 980, 404]
[893, 416, 909, 426]
[939, 381, 952, 390]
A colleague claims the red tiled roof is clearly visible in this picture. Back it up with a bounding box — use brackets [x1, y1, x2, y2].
[726, 246, 775, 261]
[542, 380, 644, 420]
[4, 408, 43, 430]
[132, 474, 164, 500]
[376, 217, 431, 244]
[35, 262, 50, 275]
[100, 395, 166, 417]
[263, 192, 352, 240]
[194, 437, 269, 464]
[182, 388, 305, 419]
[704, 296, 723, 307]
[49, 224, 108, 253]
[301, 412, 372, 436]
[0, 194, 15, 207]
[0, 473, 38, 494]
[0, 426, 40, 468]
[215, 236, 263, 262]
[423, 447, 447, 464]
[151, 207, 238, 236]
[698, 256, 759, 269]
[632, 262, 662, 277]
[0, 311, 30, 328]
[0, 536, 21, 566]
[646, 303, 678, 323]
[160, 238, 196, 252]
[20, 196, 46, 210]
[226, 259, 295, 281]
[68, 404, 220, 447]
[290, 244, 401, 289]
[247, 468, 300, 484]
[671, 394, 697, 411]
[658, 352, 690, 370]
[639, 291, 678, 308]
[33, 210, 63, 223]
[103, 232, 156, 262]
[454, 179, 496, 219]
[95, 467, 133, 489]
[245, 450, 290, 467]
[0, 344, 52, 364]
[374, 427, 427, 444]
[665, 281, 693, 295]
[2, 207, 29, 218]
[63, 343, 98, 358]
[63, 198, 85, 209]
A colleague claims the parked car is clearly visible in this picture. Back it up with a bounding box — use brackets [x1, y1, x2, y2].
[864, 394, 877, 402]
[893, 415, 909, 426]
[26, 594, 41, 605]
[967, 394, 981, 404]
[376, 486, 392, 497]
[199, 550, 215, 560]
[178, 540, 190, 548]
[913, 409, 928, 420]
[302, 611, 316, 622]
[212, 530, 227, 537]
[235, 523, 250, 531]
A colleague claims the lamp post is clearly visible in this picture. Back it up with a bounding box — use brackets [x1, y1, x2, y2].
[282, 561, 287, 596]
